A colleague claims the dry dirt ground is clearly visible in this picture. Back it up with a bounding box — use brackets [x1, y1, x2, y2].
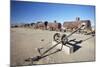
[10, 28, 95, 66]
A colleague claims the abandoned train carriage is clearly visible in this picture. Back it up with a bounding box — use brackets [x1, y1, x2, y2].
[47, 22, 62, 31]
[63, 18, 92, 33]
[11, 17, 92, 33]
[33, 22, 62, 31]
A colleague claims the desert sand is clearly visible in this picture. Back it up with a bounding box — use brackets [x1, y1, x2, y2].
[10, 28, 95, 66]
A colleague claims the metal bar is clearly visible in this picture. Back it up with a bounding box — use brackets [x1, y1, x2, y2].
[41, 42, 61, 56]
[40, 43, 63, 59]
[60, 43, 63, 50]
[41, 49, 61, 59]
[66, 25, 84, 38]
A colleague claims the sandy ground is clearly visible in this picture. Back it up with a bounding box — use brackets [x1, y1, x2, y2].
[10, 28, 95, 66]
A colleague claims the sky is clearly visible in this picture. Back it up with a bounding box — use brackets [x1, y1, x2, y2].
[11, 1, 95, 26]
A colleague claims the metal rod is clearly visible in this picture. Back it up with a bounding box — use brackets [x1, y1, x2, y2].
[66, 25, 84, 38]
[41, 42, 61, 56]
[41, 49, 61, 59]
[60, 43, 63, 50]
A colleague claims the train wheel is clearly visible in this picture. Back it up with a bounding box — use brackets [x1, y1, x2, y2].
[61, 34, 68, 45]
[53, 33, 61, 43]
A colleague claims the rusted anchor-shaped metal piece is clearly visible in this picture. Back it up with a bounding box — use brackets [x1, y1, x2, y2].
[25, 23, 86, 63]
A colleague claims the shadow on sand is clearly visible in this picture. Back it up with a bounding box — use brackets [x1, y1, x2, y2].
[65, 39, 82, 52]
[66, 35, 94, 52]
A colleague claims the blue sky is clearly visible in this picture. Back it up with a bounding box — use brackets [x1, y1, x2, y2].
[11, 1, 95, 26]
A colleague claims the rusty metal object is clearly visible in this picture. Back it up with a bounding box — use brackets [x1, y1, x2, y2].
[61, 34, 68, 45]
[24, 24, 86, 64]
[53, 33, 61, 43]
